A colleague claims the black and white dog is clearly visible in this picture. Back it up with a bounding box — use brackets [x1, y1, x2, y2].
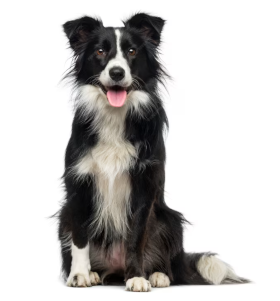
[58, 13, 248, 291]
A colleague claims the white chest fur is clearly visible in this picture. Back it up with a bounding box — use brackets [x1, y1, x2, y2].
[74, 85, 137, 238]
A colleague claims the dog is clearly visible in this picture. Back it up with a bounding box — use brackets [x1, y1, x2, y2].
[58, 13, 248, 291]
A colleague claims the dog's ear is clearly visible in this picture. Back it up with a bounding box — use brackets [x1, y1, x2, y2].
[63, 16, 102, 51]
[124, 13, 165, 46]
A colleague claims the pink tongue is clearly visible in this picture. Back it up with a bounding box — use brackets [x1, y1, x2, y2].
[107, 90, 127, 107]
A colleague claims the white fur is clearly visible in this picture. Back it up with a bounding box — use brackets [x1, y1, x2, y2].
[197, 255, 241, 285]
[99, 29, 133, 88]
[127, 90, 155, 117]
[73, 85, 138, 238]
[149, 272, 170, 288]
[92, 172, 132, 238]
[67, 242, 91, 287]
[126, 277, 151, 292]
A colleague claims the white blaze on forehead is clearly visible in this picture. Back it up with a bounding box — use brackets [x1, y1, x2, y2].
[99, 29, 133, 87]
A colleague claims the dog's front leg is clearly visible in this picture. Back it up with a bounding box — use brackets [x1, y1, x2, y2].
[125, 202, 153, 292]
[60, 175, 101, 287]
[125, 165, 162, 292]
[66, 241, 91, 287]
[66, 239, 101, 287]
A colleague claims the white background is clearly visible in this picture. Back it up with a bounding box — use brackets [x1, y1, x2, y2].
[0, 0, 279, 300]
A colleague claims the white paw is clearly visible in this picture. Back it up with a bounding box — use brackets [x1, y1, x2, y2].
[126, 277, 151, 292]
[66, 271, 101, 287]
[89, 271, 101, 285]
[149, 272, 170, 287]
[67, 272, 90, 287]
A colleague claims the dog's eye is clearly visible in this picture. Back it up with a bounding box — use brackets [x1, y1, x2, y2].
[97, 49, 106, 56]
[128, 48, 136, 56]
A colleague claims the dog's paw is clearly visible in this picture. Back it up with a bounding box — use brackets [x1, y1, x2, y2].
[67, 271, 101, 287]
[89, 271, 101, 285]
[126, 277, 151, 292]
[67, 272, 91, 287]
[149, 272, 170, 288]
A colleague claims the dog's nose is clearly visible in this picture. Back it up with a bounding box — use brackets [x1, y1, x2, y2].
[109, 67, 125, 82]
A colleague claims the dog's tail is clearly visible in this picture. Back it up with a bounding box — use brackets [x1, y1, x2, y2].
[171, 252, 250, 285]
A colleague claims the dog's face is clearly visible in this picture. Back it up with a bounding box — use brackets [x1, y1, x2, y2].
[63, 14, 165, 108]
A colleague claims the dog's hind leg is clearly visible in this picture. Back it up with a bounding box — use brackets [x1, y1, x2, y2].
[171, 251, 249, 285]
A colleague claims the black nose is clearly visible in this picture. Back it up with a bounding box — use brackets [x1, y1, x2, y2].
[109, 67, 125, 81]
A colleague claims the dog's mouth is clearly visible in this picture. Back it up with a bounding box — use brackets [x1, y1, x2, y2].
[98, 84, 131, 108]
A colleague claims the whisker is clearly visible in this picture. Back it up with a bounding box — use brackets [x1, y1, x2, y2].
[85, 73, 102, 85]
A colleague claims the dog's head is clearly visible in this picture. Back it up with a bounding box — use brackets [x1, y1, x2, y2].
[63, 13, 165, 108]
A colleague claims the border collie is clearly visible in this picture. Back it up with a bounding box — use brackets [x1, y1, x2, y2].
[58, 13, 248, 291]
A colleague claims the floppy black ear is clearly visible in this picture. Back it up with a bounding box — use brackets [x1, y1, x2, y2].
[124, 13, 165, 45]
[63, 16, 102, 51]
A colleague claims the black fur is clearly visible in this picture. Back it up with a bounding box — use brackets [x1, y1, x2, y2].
[57, 13, 249, 288]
